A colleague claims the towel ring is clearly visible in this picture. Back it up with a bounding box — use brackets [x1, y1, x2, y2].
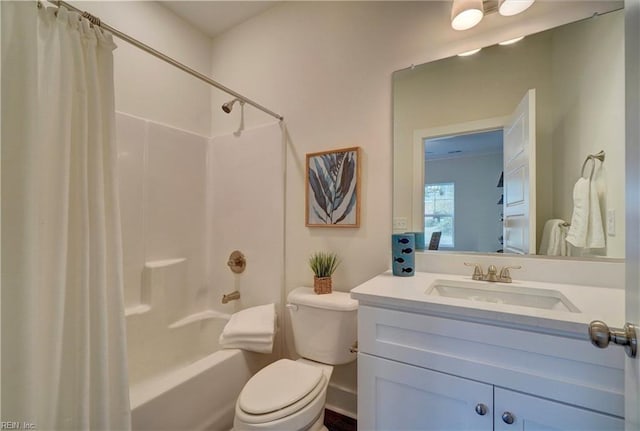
[581, 150, 605, 180]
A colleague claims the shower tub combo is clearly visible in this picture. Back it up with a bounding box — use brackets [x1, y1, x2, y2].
[126, 259, 272, 430]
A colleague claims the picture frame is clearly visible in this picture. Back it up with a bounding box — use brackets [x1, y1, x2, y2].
[306, 146, 361, 227]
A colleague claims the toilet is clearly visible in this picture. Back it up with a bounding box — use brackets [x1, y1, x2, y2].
[233, 287, 358, 431]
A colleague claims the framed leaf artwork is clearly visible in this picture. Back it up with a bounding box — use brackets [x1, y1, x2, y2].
[306, 147, 361, 227]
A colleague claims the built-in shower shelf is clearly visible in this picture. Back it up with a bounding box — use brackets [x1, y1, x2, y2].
[169, 310, 231, 329]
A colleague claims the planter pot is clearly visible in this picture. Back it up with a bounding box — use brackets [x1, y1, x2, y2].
[313, 276, 332, 294]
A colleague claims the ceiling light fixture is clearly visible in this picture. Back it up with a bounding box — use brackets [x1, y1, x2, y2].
[451, 0, 484, 31]
[498, 0, 535, 16]
[451, 0, 535, 31]
[498, 36, 525, 45]
[458, 47, 482, 57]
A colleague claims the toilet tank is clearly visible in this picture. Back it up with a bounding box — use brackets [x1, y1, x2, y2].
[287, 287, 358, 365]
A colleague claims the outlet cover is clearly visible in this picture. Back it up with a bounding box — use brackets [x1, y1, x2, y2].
[393, 217, 408, 230]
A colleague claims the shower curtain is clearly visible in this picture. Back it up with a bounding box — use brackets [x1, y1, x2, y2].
[1, 3, 131, 430]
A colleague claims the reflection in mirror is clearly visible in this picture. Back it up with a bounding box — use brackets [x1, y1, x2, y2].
[393, 8, 624, 259]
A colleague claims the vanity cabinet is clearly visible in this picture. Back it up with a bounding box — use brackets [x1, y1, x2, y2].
[357, 305, 624, 431]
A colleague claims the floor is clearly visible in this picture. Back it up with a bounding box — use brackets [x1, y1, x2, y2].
[324, 409, 357, 431]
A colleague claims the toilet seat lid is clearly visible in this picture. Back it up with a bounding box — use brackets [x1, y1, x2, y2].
[239, 359, 323, 414]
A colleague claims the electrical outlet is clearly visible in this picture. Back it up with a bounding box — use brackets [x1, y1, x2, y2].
[393, 217, 408, 230]
[607, 209, 615, 236]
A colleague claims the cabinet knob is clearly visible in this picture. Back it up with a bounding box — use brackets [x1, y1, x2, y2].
[501, 412, 515, 425]
[474, 403, 488, 416]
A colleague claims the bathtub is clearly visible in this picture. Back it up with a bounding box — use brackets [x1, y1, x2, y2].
[131, 348, 270, 431]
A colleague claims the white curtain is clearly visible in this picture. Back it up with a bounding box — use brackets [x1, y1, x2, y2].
[2, 3, 131, 430]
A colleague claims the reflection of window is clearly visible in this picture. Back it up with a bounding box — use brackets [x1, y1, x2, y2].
[425, 183, 454, 247]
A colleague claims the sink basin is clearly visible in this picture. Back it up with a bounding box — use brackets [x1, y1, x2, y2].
[426, 279, 580, 313]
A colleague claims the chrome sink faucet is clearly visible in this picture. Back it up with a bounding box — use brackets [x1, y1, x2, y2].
[464, 263, 521, 283]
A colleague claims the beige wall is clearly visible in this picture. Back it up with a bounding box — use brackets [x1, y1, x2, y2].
[551, 10, 625, 258]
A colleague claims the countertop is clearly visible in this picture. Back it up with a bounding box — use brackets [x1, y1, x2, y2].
[350, 271, 625, 339]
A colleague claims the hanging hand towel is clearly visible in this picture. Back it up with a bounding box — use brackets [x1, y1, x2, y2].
[539, 219, 568, 256]
[585, 180, 605, 248]
[219, 303, 276, 354]
[566, 178, 605, 249]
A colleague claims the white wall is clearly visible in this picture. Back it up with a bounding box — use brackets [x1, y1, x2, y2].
[426, 154, 503, 253]
[72, 1, 212, 135]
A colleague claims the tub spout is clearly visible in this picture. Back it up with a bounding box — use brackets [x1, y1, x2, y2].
[222, 291, 240, 304]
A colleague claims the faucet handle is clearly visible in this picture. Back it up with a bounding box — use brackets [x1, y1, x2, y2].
[499, 265, 522, 283]
[464, 262, 484, 280]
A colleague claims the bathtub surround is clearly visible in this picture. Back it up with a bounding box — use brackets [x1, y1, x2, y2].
[117, 113, 284, 387]
[2, 2, 130, 428]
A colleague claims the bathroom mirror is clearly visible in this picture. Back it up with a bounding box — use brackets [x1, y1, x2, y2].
[393, 7, 625, 259]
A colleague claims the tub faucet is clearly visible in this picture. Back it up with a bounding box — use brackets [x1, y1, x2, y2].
[222, 290, 240, 304]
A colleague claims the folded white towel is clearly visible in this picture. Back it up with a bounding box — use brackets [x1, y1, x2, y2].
[539, 219, 568, 256]
[221, 303, 276, 338]
[218, 340, 274, 354]
[566, 178, 605, 249]
[219, 304, 276, 354]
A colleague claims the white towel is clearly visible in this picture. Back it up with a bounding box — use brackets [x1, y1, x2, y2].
[566, 178, 605, 249]
[217, 340, 274, 354]
[219, 304, 276, 354]
[539, 219, 568, 256]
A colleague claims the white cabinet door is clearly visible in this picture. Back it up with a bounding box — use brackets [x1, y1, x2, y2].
[494, 388, 623, 431]
[358, 353, 493, 431]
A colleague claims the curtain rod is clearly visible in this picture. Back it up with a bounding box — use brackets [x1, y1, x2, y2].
[40, 0, 284, 121]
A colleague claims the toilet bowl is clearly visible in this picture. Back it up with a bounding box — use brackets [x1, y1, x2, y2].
[233, 359, 333, 431]
[233, 287, 358, 431]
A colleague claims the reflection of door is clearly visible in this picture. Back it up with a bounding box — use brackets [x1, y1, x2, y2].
[503, 89, 536, 254]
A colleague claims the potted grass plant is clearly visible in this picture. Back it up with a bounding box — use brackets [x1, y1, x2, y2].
[308, 251, 340, 294]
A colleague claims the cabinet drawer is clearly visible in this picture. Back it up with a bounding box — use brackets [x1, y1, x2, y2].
[358, 305, 624, 417]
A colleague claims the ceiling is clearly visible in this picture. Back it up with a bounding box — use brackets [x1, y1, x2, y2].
[425, 129, 503, 160]
[161, 1, 279, 39]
